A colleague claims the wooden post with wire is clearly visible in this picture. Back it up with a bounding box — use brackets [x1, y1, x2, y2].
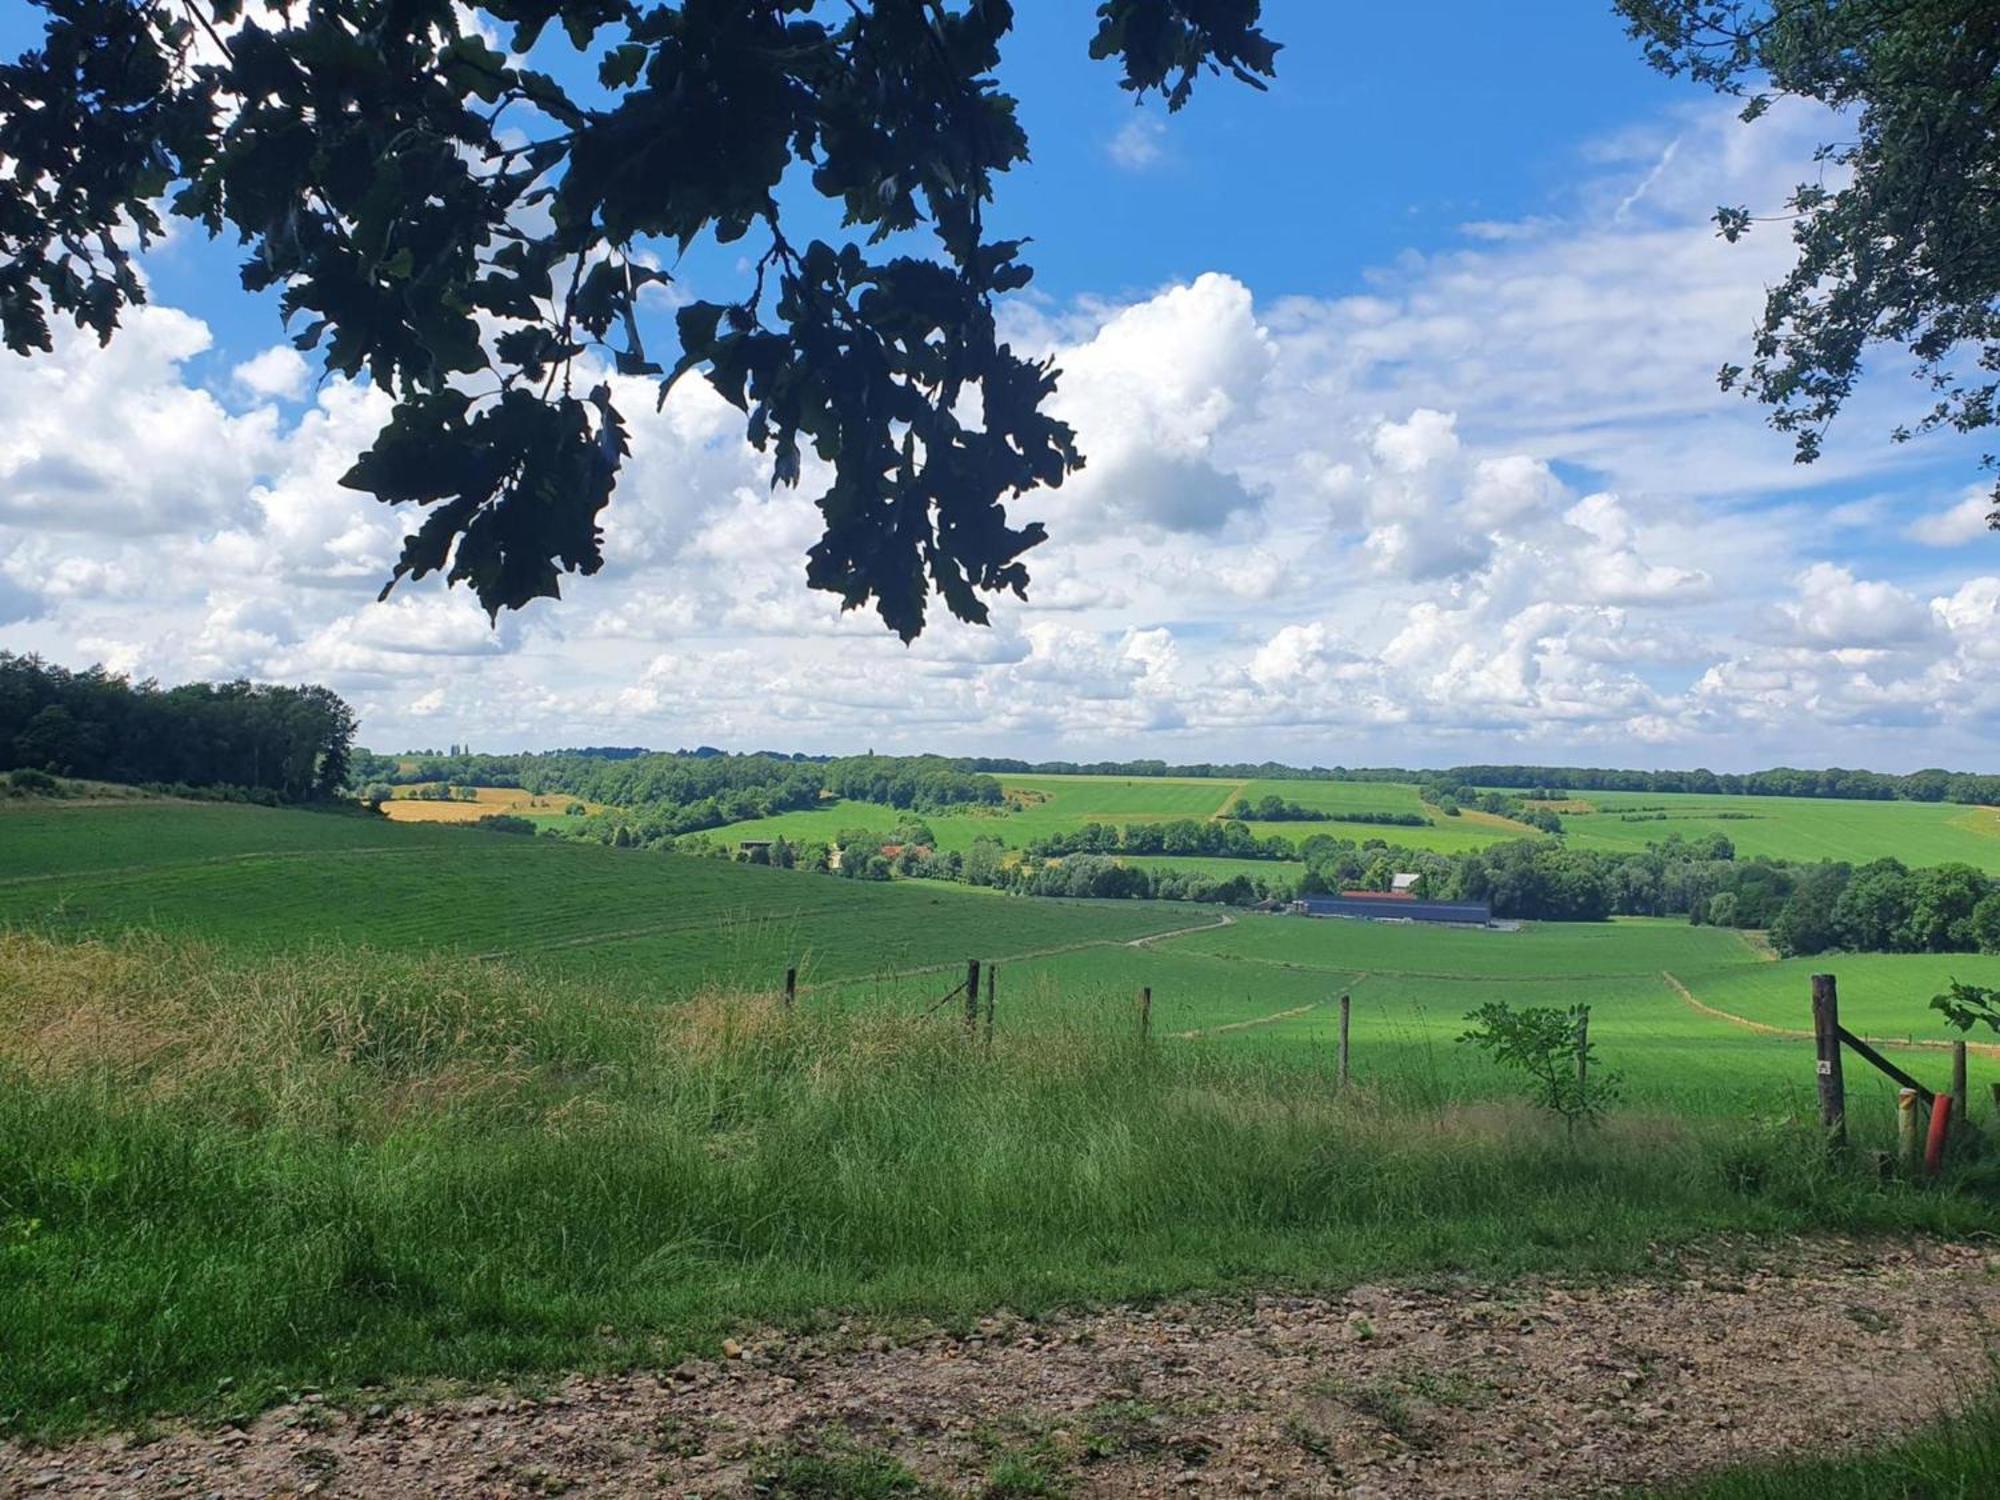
[965, 959, 982, 1036]
[1811, 973, 1847, 1149]
[984, 963, 996, 1055]
[783, 965, 797, 1011]
[1139, 986, 1152, 1041]
[1575, 1005, 1591, 1102]
[1336, 993, 1351, 1089]
[1952, 1041, 1969, 1125]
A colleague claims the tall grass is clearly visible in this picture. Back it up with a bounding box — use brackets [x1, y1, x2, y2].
[1, 932, 1994, 1436]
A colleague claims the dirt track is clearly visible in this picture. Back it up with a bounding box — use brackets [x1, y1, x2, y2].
[5, 1238, 1997, 1498]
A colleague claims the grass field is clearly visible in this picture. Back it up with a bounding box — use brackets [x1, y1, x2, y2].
[1546, 788, 2000, 869]
[710, 771, 2000, 870]
[5, 928, 1995, 1439]
[3, 799, 1988, 1102]
[0, 802, 1207, 993]
[5, 793, 2000, 1442]
[1672, 953, 2000, 1047]
[709, 772, 1542, 860]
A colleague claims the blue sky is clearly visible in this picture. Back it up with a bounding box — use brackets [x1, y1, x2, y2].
[1, 3, 1995, 769]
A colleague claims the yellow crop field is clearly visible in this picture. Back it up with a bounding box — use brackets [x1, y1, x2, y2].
[379, 784, 600, 823]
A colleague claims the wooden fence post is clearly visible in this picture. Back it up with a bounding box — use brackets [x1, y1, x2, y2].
[1991, 1080, 2000, 1120]
[1337, 993, 1351, 1090]
[1952, 1041, 1968, 1124]
[783, 965, 796, 1011]
[965, 959, 982, 1036]
[1898, 1088, 1922, 1175]
[1139, 986, 1152, 1041]
[1811, 973, 1847, 1149]
[984, 963, 996, 1055]
[1575, 1006, 1592, 1101]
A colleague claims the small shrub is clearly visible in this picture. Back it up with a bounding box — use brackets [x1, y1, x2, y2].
[7, 768, 61, 795]
[1458, 1001, 1621, 1134]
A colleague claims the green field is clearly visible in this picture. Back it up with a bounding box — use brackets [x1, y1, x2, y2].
[711, 772, 2000, 871]
[5, 793, 1999, 1441]
[3, 799, 1987, 1102]
[0, 802, 1207, 992]
[709, 771, 1540, 860]
[1548, 788, 2000, 868]
[1675, 952, 2000, 1046]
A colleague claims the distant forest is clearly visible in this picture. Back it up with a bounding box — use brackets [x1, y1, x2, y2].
[1, 653, 356, 801]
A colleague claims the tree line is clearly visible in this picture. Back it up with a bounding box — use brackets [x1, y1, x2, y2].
[1225, 794, 1426, 826]
[398, 750, 1014, 842]
[0, 653, 355, 802]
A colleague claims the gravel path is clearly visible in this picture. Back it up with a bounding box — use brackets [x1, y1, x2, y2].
[6, 1238, 1997, 1498]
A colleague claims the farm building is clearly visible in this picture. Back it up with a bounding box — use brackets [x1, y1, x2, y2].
[1292, 890, 1493, 926]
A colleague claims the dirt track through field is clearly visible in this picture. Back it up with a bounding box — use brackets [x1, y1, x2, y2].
[1171, 999, 1321, 1039]
[1662, 970, 2000, 1059]
[6, 1239, 1995, 1498]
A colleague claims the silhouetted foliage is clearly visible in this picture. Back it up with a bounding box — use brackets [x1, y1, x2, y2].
[1619, 0, 2000, 508]
[1, 1, 1277, 638]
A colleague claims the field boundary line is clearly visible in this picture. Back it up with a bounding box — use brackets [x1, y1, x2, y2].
[1127, 911, 1235, 947]
[1661, 970, 2000, 1058]
[1172, 1001, 1320, 1040]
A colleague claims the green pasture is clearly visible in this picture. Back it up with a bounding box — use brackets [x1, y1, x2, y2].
[0, 799, 457, 879]
[709, 771, 1533, 860]
[998, 772, 1245, 822]
[4, 800, 1990, 1109]
[807, 913, 1979, 1110]
[688, 797, 1014, 854]
[1161, 910, 1760, 978]
[1115, 852, 1305, 884]
[1673, 952, 2000, 1048]
[0, 802, 1208, 993]
[1547, 788, 2000, 869]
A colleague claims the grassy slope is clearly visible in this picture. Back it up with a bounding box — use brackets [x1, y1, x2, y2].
[0, 802, 1210, 991]
[0, 800, 459, 878]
